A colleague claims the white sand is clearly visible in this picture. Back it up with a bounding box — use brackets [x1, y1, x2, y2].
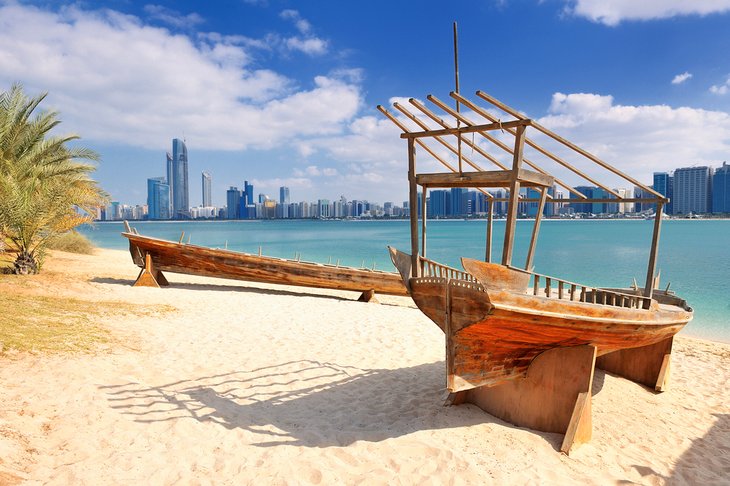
[1, 249, 729, 485]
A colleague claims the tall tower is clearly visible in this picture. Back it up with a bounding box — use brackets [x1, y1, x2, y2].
[171, 138, 189, 219]
[279, 186, 290, 204]
[712, 162, 730, 213]
[202, 171, 212, 207]
[166, 152, 173, 215]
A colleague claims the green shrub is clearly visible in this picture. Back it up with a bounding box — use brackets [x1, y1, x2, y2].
[46, 231, 95, 254]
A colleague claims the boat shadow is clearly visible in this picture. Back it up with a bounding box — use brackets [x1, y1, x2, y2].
[99, 359, 565, 450]
[90, 277, 354, 302]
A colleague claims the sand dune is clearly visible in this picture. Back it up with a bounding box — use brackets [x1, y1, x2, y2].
[1, 249, 728, 484]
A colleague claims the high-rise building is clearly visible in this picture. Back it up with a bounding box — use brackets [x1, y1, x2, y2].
[653, 172, 673, 214]
[166, 152, 173, 214]
[171, 138, 189, 219]
[428, 190, 449, 218]
[712, 162, 730, 213]
[673, 166, 713, 215]
[244, 181, 254, 206]
[570, 186, 595, 214]
[449, 187, 466, 216]
[147, 177, 170, 220]
[226, 186, 241, 219]
[202, 171, 212, 207]
[280, 186, 290, 205]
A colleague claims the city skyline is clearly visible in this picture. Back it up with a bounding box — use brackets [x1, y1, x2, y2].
[3, 2, 730, 206]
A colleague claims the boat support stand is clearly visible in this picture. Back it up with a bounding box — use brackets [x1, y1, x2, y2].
[133, 252, 169, 288]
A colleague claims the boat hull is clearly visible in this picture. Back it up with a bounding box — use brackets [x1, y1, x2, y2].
[390, 248, 692, 393]
[124, 232, 409, 296]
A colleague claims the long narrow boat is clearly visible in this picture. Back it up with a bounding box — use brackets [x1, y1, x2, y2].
[379, 87, 693, 454]
[122, 227, 408, 299]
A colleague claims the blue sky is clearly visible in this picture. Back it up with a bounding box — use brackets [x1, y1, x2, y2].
[3, 0, 730, 206]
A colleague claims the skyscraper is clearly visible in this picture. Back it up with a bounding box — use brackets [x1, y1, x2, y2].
[171, 138, 189, 219]
[653, 172, 674, 214]
[147, 177, 170, 220]
[673, 166, 713, 215]
[226, 186, 241, 219]
[280, 186, 290, 205]
[202, 171, 212, 207]
[166, 152, 173, 214]
[712, 162, 730, 213]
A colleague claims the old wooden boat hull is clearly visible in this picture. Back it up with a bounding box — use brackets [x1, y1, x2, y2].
[389, 247, 692, 393]
[123, 231, 408, 297]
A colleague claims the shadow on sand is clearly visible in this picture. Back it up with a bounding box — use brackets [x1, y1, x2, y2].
[99, 359, 565, 450]
[90, 276, 354, 302]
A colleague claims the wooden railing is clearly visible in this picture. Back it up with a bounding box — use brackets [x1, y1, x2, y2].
[418, 254, 650, 310]
[527, 272, 651, 309]
[419, 256, 478, 283]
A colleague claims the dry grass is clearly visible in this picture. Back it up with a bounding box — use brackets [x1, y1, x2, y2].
[0, 255, 175, 356]
[46, 231, 95, 255]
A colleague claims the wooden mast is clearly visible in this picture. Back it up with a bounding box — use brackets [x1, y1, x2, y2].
[453, 21, 462, 175]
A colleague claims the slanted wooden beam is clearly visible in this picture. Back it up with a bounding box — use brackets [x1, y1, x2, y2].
[475, 90, 665, 199]
[377, 105, 493, 200]
[429, 94, 586, 200]
[451, 92, 622, 199]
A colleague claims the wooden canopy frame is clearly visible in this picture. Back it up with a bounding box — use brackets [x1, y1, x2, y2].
[377, 90, 666, 304]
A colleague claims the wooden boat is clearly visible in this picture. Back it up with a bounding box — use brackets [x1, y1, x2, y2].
[379, 86, 693, 453]
[122, 225, 408, 300]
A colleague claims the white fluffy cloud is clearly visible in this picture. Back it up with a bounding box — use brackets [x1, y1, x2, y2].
[565, 0, 730, 26]
[671, 72, 693, 85]
[0, 3, 354, 151]
[537, 92, 730, 185]
[710, 76, 730, 95]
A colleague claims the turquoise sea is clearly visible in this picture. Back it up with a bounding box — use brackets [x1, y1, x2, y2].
[78, 219, 730, 343]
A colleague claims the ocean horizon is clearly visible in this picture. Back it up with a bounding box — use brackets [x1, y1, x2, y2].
[79, 218, 730, 344]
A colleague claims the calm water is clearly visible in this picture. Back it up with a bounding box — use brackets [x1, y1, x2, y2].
[78, 219, 730, 343]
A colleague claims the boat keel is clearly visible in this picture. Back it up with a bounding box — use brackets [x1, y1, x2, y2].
[596, 336, 674, 391]
[447, 344, 597, 455]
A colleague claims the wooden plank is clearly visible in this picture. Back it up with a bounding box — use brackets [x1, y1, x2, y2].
[561, 391, 592, 455]
[461, 257, 530, 292]
[400, 118, 531, 139]
[464, 345, 596, 449]
[596, 336, 674, 390]
[133, 253, 161, 288]
[416, 169, 553, 189]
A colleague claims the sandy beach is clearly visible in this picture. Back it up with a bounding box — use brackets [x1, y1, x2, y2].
[1, 248, 729, 485]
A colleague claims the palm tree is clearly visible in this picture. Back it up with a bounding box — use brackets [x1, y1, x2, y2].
[0, 83, 107, 274]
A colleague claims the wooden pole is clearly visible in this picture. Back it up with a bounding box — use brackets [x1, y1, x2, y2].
[525, 187, 548, 271]
[502, 125, 526, 266]
[486, 198, 494, 262]
[408, 138, 420, 277]
[643, 201, 664, 307]
[421, 187, 428, 257]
